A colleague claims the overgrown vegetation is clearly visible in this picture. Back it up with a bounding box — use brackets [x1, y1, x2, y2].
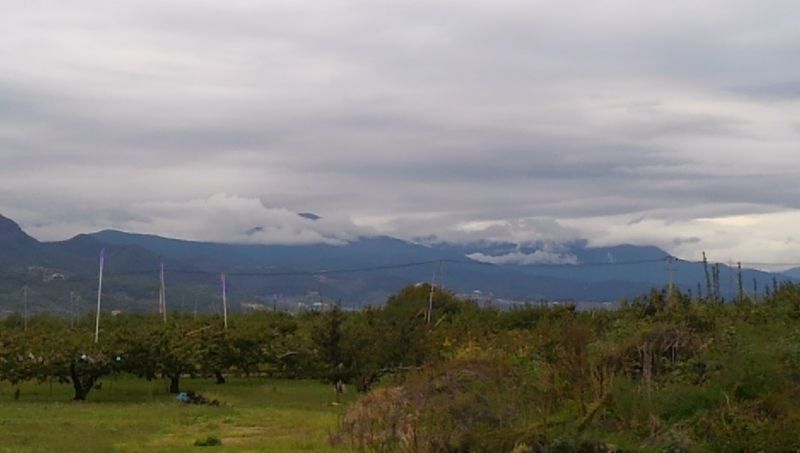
[2, 282, 800, 451]
[332, 284, 800, 451]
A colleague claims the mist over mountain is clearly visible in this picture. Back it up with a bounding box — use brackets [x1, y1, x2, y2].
[0, 212, 792, 315]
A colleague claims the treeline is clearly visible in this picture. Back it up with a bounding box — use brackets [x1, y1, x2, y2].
[3, 283, 800, 450]
[0, 284, 482, 400]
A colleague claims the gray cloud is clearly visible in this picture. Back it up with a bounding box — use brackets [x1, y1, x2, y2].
[1, 0, 800, 261]
[467, 250, 578, 266]
[672, 237, 702, 246]
[734, 82, 800, 100]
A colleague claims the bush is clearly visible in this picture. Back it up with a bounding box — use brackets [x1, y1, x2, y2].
[194, 435, 222, 447]
[334, 355, 511, 452]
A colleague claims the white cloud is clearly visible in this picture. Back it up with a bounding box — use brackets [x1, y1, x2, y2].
[22, 194, 367, 245]
[1, 0, 799, 262]
[124, 194, 367, 245]
[561, 210, 800, 270]
[468, 250, 578, 265]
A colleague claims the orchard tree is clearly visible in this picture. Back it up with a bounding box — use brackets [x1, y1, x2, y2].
[0, 329, 42, 397]
[197, 326, 235, 384]
[155, 323, 202, 393]
[42, 327, 117, 401]
[111, 318, 202, 394]
[312, 304, 351, 385]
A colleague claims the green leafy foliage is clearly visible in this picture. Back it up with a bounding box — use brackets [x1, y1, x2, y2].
[3, 283, 800, 451]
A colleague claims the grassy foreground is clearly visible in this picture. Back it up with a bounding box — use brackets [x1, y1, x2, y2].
[0, 377, 355, 452]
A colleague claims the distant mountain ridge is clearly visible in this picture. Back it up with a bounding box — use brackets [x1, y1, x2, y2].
[0, 214, 43, 266]
[0, 213, 794, 313]
[0, 214, 168, 274]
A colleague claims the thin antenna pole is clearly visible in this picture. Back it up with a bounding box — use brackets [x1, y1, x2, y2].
[666, 256, 675, 303]
[702, 252, 712, 302]
[728, 260, 734, 301]
[159, 263, 167, 323]
[193, 298, 198, 321]
[221, 273, 228, 330]
[158, 266, 163, 316]
[667, 257, 674, 291]
[94, 248, 105, 343]
[737, 262, 744, 303]
[23, 286, 28, 331]
[426, 270, 435, 325]
[69, 291, 75, 328]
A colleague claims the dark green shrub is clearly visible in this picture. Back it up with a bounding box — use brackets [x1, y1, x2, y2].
[194, 435, 222, 447]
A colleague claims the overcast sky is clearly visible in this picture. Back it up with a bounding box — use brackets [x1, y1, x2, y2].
[1, 0, 800, 266]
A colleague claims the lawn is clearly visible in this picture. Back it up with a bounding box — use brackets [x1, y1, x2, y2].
[0, 376, 356, 452]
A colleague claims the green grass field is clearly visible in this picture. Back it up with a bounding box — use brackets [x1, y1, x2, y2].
[0, 377, 356, 452]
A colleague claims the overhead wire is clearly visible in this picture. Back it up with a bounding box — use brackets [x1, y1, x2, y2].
[3, 254, 800, 287]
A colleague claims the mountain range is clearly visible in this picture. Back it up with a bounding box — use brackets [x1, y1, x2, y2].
[0, 213, 793, 315]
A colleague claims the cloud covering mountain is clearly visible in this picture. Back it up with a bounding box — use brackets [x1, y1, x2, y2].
[1, 1, 800, 267]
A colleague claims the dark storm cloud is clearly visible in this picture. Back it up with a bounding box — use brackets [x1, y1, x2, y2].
[1, 0, 799, 262]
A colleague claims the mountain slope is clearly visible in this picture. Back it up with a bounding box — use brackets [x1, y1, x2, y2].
[0, 213, 795, 312]
[87, 229, 783, 302]
[0, 214, 45, 267]
[90, 230, 464, 271]
[781, 267, 800, 280]
[0, 215, 169, 274]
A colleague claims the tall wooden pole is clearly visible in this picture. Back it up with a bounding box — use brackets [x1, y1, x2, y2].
[221, 273, 228, 330]
[737, 262, 744, 303]
[94, 248, 105, 343]
[667, 256, 675, 304]
[426, 270, 435, 325]
[23, 286, 28, 331]
[159, 263, 167, 323]
[69, 291, 75, 328]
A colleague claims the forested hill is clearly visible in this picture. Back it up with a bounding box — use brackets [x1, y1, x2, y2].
[0, 213, 794, 314]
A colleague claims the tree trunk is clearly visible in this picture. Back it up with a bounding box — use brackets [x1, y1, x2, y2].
[214, 370, 226, 385]
[69, 362, 95, 401]
[169, 373, 181, 394]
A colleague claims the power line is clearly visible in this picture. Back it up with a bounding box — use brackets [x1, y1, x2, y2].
[674, 257, 800, 269]
[0, 256, 694, 287]
[3, 254, 800, 289]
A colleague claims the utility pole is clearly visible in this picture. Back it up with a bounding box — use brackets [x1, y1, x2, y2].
[737, 262, 744, 303]
[702, 252, 712, 302]
[426, 270, 436, 325]
[159, 263, 167, 323]
[22, 286, 28, 331]
[69, 291, 75, 328]
[667, 256, 675, 298]
[728, 260, 735, 302]
[94, 248, 105, 343]
[221, 273, 228, 330]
